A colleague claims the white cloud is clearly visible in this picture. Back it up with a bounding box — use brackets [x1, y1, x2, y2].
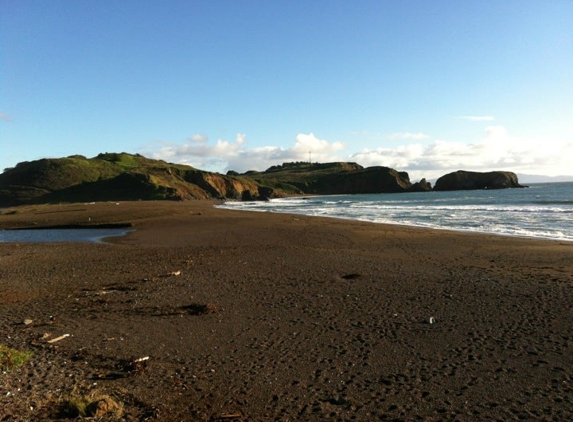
[350, 126, 573, 180]
[147, 133, 246, 170]
[147, 133, 345, 173]
[292, 133, 345, 155]
[458, 115, 495, 121]
[145, 127, 573, 180]
[386, 132, 429, 140]
[188, 134, 208, 143]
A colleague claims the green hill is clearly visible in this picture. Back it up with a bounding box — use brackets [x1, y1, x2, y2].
[0, 153, 274, 206]
[236, 161, 431, 195]
[0, 154, 431, 207]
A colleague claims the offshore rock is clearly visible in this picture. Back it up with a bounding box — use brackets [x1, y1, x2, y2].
[434, 170, 525, 191]
[410, 178, 432, 192]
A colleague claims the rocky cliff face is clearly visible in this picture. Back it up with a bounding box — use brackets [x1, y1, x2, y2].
[3, 153, 527, 207]
[0, 155, 437, 207]
[244, 162, 432, 195]
[433, 170, 524, 191]
[0, 154, 282, 206]
[312, 166, 419, 194]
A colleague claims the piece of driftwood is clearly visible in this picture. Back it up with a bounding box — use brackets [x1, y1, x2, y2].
[47, 333, 70, 343]
[219, 414, 242, 419]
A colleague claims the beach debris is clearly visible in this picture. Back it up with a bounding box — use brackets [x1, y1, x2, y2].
[119, 356, 150, 374]
[97, 290, 115, 295]
[341, 273, 362, 280]
[23, 319, 33, 325]
[179, 303, 217, 315]
[47, 333, 70, 344]
[218, 413, 242, 419]
[97, 356, 150, 380]
[426, 317, 436, 324]
[30, 332, 52, 347]
[157, 270, 181, 278]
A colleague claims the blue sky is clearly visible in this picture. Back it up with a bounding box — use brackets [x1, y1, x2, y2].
[2, 0, 572, 181]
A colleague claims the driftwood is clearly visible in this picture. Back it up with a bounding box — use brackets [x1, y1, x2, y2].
[47, 333, 70, 344]
[218, 414, 242, 419]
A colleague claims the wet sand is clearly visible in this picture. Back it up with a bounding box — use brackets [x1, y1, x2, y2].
[1, 201, 572, 421]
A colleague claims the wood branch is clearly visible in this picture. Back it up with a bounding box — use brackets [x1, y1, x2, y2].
[47, 333, 70, 343]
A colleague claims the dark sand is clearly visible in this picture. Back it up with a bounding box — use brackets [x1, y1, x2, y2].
[1, 201, 572, 421]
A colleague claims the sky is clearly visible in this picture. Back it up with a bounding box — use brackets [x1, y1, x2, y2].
[1, 0, 572, 182]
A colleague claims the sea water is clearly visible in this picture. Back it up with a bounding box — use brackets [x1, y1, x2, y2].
[218, 182, 573, 242]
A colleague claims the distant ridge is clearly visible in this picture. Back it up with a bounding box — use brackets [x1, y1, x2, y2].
[516, 174, 573, 184]
[0, 153, 529, 207]
[230, 161, 432, 196]
[0, 154, 429, 206]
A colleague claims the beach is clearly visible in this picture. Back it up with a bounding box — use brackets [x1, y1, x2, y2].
[1, 200, 572, 421]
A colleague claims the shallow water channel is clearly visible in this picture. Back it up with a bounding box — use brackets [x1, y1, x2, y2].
[0, 227, 132, 243]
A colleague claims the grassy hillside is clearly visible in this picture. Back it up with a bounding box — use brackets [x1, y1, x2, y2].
[238, 161, 419, 195]
[0, 153, 277, 206]
[0, 154, 428, 206]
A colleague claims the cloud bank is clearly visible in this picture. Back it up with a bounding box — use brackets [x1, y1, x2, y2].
[350, 126, 573, 180]
[148, 133, 345, 173]
[146, 127, 572, 181]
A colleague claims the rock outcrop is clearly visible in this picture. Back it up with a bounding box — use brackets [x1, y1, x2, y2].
[433, 170, 524, 191]
[242, 162, 432, 195]
[0, 153, 283, 206]
[3, 155, 434, 206]
[4, 153, 527, 207]
[410, 178, 432, 192]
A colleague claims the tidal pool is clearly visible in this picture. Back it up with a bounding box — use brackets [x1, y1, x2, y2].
[0, 227, 132, 243]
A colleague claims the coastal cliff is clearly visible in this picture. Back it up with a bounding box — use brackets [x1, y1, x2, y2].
[238, 162, 431, 195]
[0, 153, 278, 206]
[1, 153, 526, 206]
[0, 154, 430, 206]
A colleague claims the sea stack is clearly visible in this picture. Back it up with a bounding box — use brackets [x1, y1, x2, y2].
[433, 170, 525, 191]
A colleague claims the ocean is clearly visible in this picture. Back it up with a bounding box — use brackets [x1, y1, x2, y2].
[218, 182, 573, 242]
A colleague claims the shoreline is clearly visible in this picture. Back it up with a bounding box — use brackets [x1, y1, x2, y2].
[3, 200, 572, 246]
[216, 202, 573, 246]
[218, 182, 573, 243]
[1, 200, 572, 421]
